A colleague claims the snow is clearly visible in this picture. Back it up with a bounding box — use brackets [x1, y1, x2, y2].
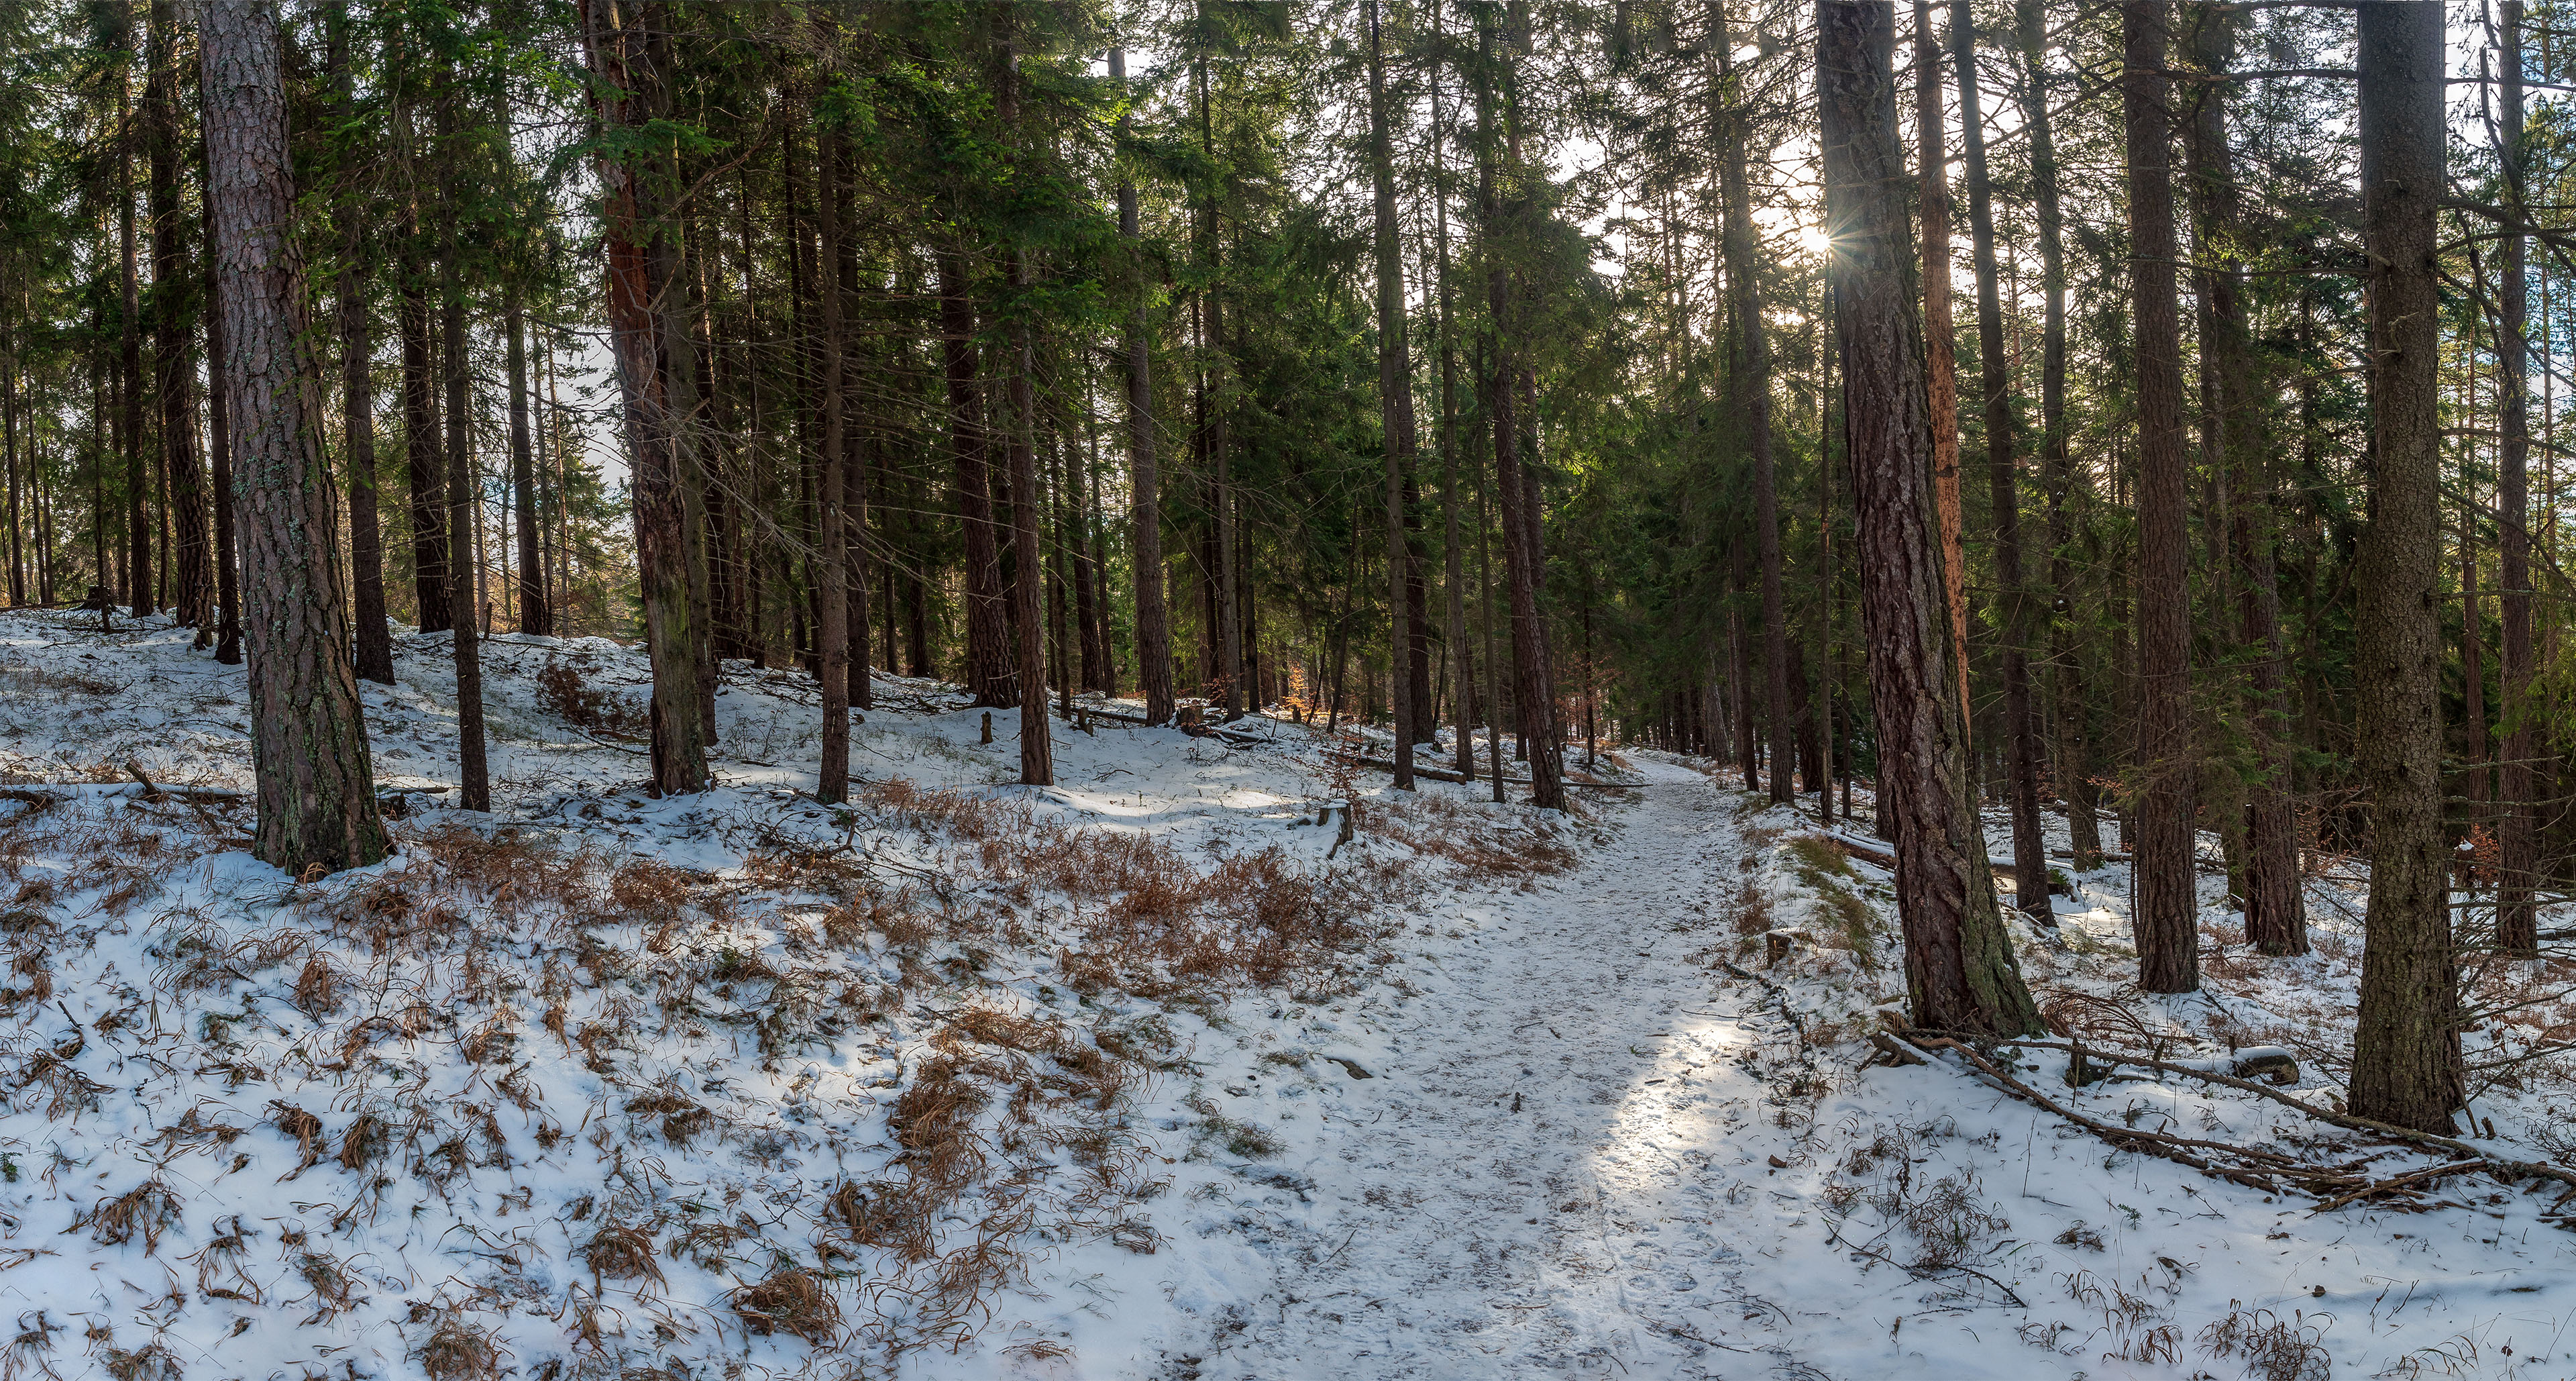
[2, 608, 2574, 1379]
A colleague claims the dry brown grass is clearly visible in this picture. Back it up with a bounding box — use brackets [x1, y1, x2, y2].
[78, 1180, 180, 1254]
[732, 1267, 841, 1345]
[581, 1222, 663, 1287]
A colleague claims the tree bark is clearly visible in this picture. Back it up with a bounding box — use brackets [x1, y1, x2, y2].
[1715, 0, 1790, 806]
[937, 252, 1014, 706]
[1111, 46, 1172, 727]
[203, 166, 241, 665]
[119, 14, 147, 615]
[1819, 0, 2039, 1036]
[578, 0, 708, 795]
[437, 118, 486, 813]
[200, 0, 388, 876]
[506, 289, 546, 637]
[1001, 28, 1051, 786]
[2500, 0, 2539, 958]
[2349, 0, 2459, 1135]
[1475, 9, 1563, 811]
[1369, 0, 1417, 790]
[148, 0, 209, 635]
[1913, 0, 1971, 721]
[1952, 0, 2047, 916]
[2124, 0, 2198, 993]
[814, 118, 849, 805]
[327, 4, 388, 681]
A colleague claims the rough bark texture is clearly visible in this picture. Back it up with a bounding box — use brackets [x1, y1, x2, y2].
[1112, 47, 1172, 727]
[2349, 0, 2461, 1136]
[119, 15, 146, 614]
[1819, 0, 2039, 1038]
[2015, 0, 2100, 870]
[579, 0, 708, 795]
[2124, 0, 2197, 993]
[200, 0, 387, 876]
[437, 134, 486, 813]
[1912, 0, 1970, 721]
[2499, 0, 2539, 958]
[1369, 0, 1417, 790]
[203, 189, 240, 665]
[329, 5, 390, 682]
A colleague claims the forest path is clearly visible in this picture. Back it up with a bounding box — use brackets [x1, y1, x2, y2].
[1170, 760, 1825, 1380]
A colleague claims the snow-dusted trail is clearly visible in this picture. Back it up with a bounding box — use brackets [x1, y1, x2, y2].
[1168, 759, 1823, 1379]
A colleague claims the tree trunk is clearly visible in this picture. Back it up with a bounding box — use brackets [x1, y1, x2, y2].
[1001, 30, 1051, 786]
[437, 125, 486, 813]
[1913, 0, 1970, 721]
[507, 289, 546, 637]
[1476, 9, 1563, 811]
[1112, 46, 1172, 726]
[119, 15, 147, 615]
[937, 251, 1014, 705]
[813, 117, 849, 805]
[201, 0, 388, 877]
[2349, 0, 2459, 1135]
[578, 0, 708, 795]
[1820, 0, 2038, 1035]
[2500, 0, 2539, 957]
[400, 256, 447, 633]
[327, 5, 387, 680]
[1434, 11, 1473, 778]
[148, 0, 210, 635]
[1368, 0, 1417, 790]
[2124, 0, 2198, 994]
[1951, 0, 2047, 916]
[2015, 0, 2100, 870]
[203, 172, 241, 664]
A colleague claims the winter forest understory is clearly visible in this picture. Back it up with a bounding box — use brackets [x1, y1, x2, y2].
[6, 0, 2576, 1376]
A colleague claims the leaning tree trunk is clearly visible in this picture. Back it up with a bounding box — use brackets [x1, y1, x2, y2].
[1953, 0, 2047, 917]
[1368, 0, 1417, 790]
[200, 0, 387, 877]
[2349, 0, 2461, 1136]
[578, 0, 707, 795]
[2124, 0, 2198, 993]
[2499, 0, 2539, 958]
[2015, 0, 2101, 870]
[1818, 0, 2040, 1037]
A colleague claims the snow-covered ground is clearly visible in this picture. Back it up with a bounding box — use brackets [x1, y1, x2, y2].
[1, 608, 2572, 1380]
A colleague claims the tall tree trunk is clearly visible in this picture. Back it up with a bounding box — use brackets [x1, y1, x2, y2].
[578, 0, 708, 795]
[1819, 0, 2039, 1036]
[2500, 0, 2539, 957]
[1112, 45, 1172, 726]
[1912, 0, 1970, 719]
[1952, 0, 2047, 916]
[1715, 0, 1790, 806]
[507, 288, 546, 637]
[148, 0, 209, 635]
[437, 118, 486, 813]
[2350, 0, 2459, 1135]
[1001, 28, 1052, 786]
[1476, 9, 1563, 810]
[814, 119, 849, 805]
[1368, 0, 1417, 789]
[2124, 0, 2198, 993]
[2015, 0, 2100, 870]
[327, 4, 386, 680]
[1434, 3, 1473, 778]
[203, 171, 241, 664]
[937, 252, 1014, 705]
[119, 15, 147, 615]
[201, 0, 387, 876]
